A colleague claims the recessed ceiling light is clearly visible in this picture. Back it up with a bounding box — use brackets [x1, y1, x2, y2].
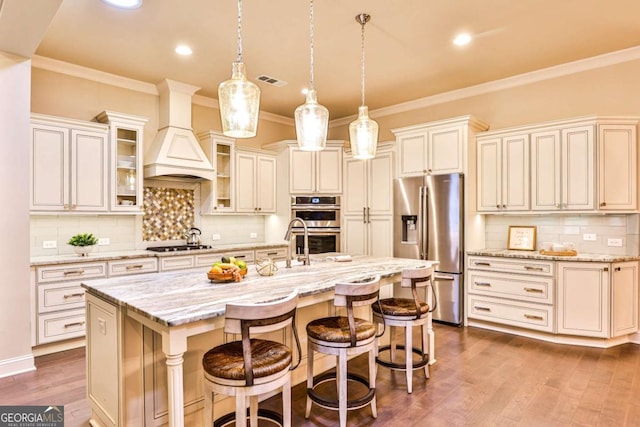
[175, 45, 193, 56]
[101, 0, 142, 10]
[453, 33, 472, 46]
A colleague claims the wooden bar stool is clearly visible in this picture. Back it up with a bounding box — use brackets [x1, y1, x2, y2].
[202, 290, 301, 427]
[305, 275, 383, 427]
[372, 265, 434, 394]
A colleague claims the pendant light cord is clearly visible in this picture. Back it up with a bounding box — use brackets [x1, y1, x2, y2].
[360, 16, 366, 107]
[309, 0, 315, 90]
[236, 0, 243, 62]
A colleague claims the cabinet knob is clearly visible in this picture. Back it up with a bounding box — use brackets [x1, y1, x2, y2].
[496, 204, 500, 209]
[615, 267, 621, 271]
[555, 203, 560, 208]
[502, 204, 506, 209]
[213, 206, 218, 210]
[600, 202, 607, 207]
[428, 169, 433, 173]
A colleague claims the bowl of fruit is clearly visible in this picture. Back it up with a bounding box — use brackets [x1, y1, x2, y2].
[208, 256, 248, 282]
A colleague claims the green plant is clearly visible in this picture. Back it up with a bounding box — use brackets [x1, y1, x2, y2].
[67, 233, 99, 247]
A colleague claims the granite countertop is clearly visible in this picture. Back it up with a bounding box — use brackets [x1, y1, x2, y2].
[467, 249, 640, 263]
[81, 256, 437, 327]
[30, 242, 289, 266]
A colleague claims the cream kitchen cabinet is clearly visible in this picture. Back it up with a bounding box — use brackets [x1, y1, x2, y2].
[95, 111, 148, 212]
[598, 123, 637, 211]
[393, 116, 489, 177]
[30, 114, 109, 212]
[342, 146, 394, 256]
[557, 261, 638, 338]
[289, 143, 343, 194]
[235, 150, 277, 213]
[531, 125, 595, 211]
[476, 133, 530, 212]
[199, 130, 236, 213]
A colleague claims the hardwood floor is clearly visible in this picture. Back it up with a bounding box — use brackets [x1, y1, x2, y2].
[4, 324, 640, 426]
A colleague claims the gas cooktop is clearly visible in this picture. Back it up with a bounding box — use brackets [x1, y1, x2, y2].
[146, 245, 213, 252]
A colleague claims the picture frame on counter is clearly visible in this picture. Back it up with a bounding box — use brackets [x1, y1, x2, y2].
[507, 226, 537, 251]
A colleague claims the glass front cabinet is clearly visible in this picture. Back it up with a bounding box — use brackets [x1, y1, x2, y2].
[198, 130, 235, 213]
[95, 111, 148, 212]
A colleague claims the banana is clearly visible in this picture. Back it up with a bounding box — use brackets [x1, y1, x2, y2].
[217, 262, 239, 271]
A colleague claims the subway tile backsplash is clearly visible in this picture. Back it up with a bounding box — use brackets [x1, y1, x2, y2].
[484, 214, 640, 255]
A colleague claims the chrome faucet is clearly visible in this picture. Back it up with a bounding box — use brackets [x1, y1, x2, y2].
[284, 217, 310, 267]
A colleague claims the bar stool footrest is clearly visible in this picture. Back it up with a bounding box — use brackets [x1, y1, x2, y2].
[376, 344, 429, 371]
[307, 371, 375, 410]
[214, 408, 283, 427]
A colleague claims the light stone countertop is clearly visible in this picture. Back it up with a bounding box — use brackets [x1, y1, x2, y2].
[30, 242, 289, 266]
[467, 249, 640, 263]
[81, 256, 437, 327]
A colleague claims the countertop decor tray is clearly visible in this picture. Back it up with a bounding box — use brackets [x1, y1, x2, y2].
[207, 269, 247, 283]
[539, 249, 578, 256]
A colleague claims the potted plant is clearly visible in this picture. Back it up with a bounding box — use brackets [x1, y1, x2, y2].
[68, 233, 99, 257]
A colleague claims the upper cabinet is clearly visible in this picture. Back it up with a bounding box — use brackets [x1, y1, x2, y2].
[289, 142, 343, 194]
[598, 123, 637, 210]
[198, 131, 236, 213]
[95, 111, 148, 212]
[235, 149, 276, 214]
[31, 114, 109, 212]
[393, 116, 489, 177]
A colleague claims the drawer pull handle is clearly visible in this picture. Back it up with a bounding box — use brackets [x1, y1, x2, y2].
[523, 287, 544, 294]
[63, 292, 85, 299]
[234, 255, 246, 259]
[64, 321, 85, 328]
[475, 306, 491, 312]
[524, 314, 544, 321]
[474, 262, 491, 267]
[126, 264, 144, 270]
[266, 252, 278, 256]
[63, 269, 85, 276]
[524, 266, 544, 271]
[475, 282, 491, 287]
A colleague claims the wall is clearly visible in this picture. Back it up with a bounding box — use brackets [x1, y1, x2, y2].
[0, 53, 34, 376]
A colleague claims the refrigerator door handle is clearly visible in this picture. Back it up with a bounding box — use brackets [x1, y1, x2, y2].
[434, 273, 455, 281]
[418, 186, 426, 259]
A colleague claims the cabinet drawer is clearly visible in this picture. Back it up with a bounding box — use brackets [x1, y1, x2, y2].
[468, 271, 553, 304]
[37, 262, 107, 283]
[108, 257, 158, 276]
[468, 256, 554, 276]
[38, 282, 85, 313]
[160, 256, 195, 271]
[38, 308, 86, 344]
[468, 295, 554, 333]
[255, 247, 288, 261]
[195, 250, 256, 267]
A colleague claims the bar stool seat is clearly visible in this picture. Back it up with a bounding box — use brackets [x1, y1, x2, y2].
[305, 275, 383, 427]
[372, 265, 435, 394]
[202, 291, 301, 427]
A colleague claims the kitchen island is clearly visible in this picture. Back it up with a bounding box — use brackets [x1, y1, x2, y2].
[81, 256, 437, 427]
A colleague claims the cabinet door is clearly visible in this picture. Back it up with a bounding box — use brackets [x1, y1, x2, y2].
[531, 130, 561, 211]
[343, 156, 367, 216]
[289, 148, 315, 194]
[428, 124, 463, 174]
[598, 124, 637, 210]
[397, 132, 427, 177]
[31, 123, 69, 211]
[562, 125, 594, 210]
[611, 261, 638, 337]
[368, 151, 394, 215]
[476, 138, 501, 212]
[236, 152, 257, 212]
[501, 133, 529, 211]
[256, 155, 276, 213]
[557, 262, 609, 338]
[368, 216, 393, 257]
[342, 214, 367, 256]
[71, 129, 108, 211]
[315, 147, 343, 193]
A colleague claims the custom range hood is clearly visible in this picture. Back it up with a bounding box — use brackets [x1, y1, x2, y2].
[144, 79, 214, 180]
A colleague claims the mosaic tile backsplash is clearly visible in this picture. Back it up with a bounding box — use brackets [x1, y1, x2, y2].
[143, 187, 195, 241]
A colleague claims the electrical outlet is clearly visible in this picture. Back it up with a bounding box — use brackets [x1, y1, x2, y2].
[43, 240, 57, 249]
[608, 238, 623, 247]
[250, 232, 257, 239]
[98, 318, 107, 335]
[212, 234, 221, 240]
[583, 233, 597, 241]
[98, 237, 110, 246]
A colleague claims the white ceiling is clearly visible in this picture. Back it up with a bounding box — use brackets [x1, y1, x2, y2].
[31, 0, 640, 120]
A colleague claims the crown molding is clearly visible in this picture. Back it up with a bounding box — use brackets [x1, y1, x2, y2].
[330, 45, 640, 128]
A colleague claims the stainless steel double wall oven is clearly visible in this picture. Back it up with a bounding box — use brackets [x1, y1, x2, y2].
[290, 196, 341, 254]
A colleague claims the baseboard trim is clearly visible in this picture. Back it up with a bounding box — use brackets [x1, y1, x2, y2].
[0, 353, 35, 379]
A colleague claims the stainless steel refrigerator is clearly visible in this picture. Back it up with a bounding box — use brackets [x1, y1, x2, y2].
[394, 173, 464, 325]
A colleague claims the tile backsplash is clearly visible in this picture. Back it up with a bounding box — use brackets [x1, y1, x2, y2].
[142, 186, 195, 241]
[485, 214, 640, 255]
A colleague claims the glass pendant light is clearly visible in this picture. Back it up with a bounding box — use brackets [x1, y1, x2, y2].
[294, 0, 329, 151]
[218, 0, 260, 138]
[349, 13, 378, 160]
